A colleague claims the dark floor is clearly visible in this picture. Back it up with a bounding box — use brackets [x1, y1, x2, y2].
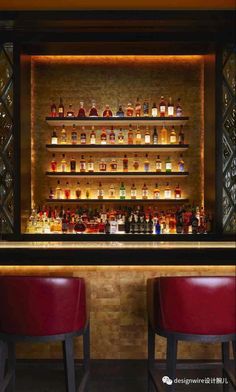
[14, 360, 235, 392]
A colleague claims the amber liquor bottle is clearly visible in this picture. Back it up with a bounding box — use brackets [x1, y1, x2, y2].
[128, 124, 134, 144]
[159, 96, 166, 117]
[51, 154, 57, 172]
[135, 98, 141, 117]
[58, 97, 64, 117]
[80, 155, 86, 172]
[90, 126, 96, 144]
[103, 105, 112, 117]
[178, 125, 185, 144]
[50, 101, 57, 117]
[123, 154, 129, 172]
[167, 97, 174, 117]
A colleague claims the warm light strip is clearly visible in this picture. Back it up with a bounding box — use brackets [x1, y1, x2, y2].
[200, 60, 205, 208]
[32, 55, 204, 63]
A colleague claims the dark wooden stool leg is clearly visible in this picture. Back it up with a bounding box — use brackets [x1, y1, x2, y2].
[222, 342, 230, 392]
[166, 336, 177, 392]
[0, 342, 7, 384]
[63, 336, 76, 392]
[6, 342, 15, 392]
[148, 322, 155, 392]
[232, 341, 236, 360]
[82, 323, 90, 392]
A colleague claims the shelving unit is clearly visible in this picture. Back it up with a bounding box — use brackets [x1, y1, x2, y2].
[46, 144, 189, 152]
[46, 171, 189, 178]
[46, 198, 189, 203]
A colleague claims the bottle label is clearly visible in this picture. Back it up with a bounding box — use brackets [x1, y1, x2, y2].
[145, 135, 151, 144]
[154, 191, 160, 199]
[178, 163, 184, 172]
[131, 190, 136, 198]
[164, 190, 171, 198]
[144, 163, 150, 172]
[51, 137, 58, 144]
[176, 108, 182, 117]
[71, 133, 77, 143]
[90, 136, 96, 144]
[166, 163, 172, 171]
[97, 190, 104, 198]
[109, 190, 115, 198]
[61, 164, 66, 172]
[88, 163, 94, 171]
[160, 105, 165, 113]
[80, 162, 86, 171]
[152, 108, 158, 117]
[120, 190, 126, 197]
[168, 106, 174, 116]
[170, 135, 176, 143]
[99, 163, 107, 171]
[156, 162, 162, 171]
[142, 190, 148, 197]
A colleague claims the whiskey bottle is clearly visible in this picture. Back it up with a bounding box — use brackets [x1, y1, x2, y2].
[75, 182, 81, 199]
[147, 215, 153, 234]
[131, 184, 137, 199]
[97, 182, 104, 200]
[71, 124, 78, 145]
[103, 104, 113, 117]
[78, 101, 86, 117]
[126, 102, 134, 117]
[70, 157, 76, 172]
[170, 126, 177, 144]
[142, 183, 149, 199]
[156, 155, 162, 172]
[55, 180, 62, 199]
[178, 154, 185, 172]
[116, 105, 124, 117]
[80, 155, 86, 172]
[61, 154, 67, 172]
[90, 126, 96, 144]
[66, 104, 74, 117]
[80, 127, 87, 144]
[159, 96, 166, 117]
[123, 154, 128, 172]
[50, 101, 57, 117]
[164, 182, 171, 198]
[167, 97, 174, 117]
[151, 103, 158, 117]
[49, 188, 55, 200]
[128, 124, 134, 144]
[110, 158, 118, 172]
[109, 184, 116, 199]
[101, 128, 107, 144]
[51, 130, 58, 144]
[176, 98, 183, 117]
[120, 182, 126, 200]
[160, 124, 168, 144]
[178, 125, 185, 144]
[64, 182, 71, 199]
[105, 219, 111, 234]
[109, 126, 116, 144]
[88, 156, 94, 172]
[153, 127, 158, 144]
[89, 101, 98, 117]
[99, 159, 107, 172]
[144, 154, 150, 172]
[165, 156, 172, 172]
[118, 128, 124, 144]
[135, 126, 142, 144]
[143, 101, 149, 116]
[153, 183, 160, 199]
[60, 125, 67, 144]
[144, 127, 151, 144]
[85, 182, 90, 199]
[110, 217, 118, 234]
[58, 97, 64, 117]
[135, 98, 141, 117]
[133, 154, 139, 171]
[174, 184, 182, 199]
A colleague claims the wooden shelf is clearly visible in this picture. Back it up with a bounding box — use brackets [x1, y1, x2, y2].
[46, 171, 189, 178]
[46, 116, 189, 127]
[46, 144, 189, 152]
[46, 198, 189, 203]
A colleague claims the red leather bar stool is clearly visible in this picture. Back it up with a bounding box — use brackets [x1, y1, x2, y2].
[0, 276, 90, 392]
[147, 276, 236, 391]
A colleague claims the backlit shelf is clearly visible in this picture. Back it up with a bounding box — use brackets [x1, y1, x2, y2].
[46, 171, 189, 178]
[46, 144, 189, 152]
[46, 198, 189, 203]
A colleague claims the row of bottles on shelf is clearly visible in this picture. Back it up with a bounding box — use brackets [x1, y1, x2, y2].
[50, 154, 185, 173]
[27, 205, 212, 235]
[50, 97, 183, 118]
[51, 124, 185, 145]
[49, 181, 183, 200]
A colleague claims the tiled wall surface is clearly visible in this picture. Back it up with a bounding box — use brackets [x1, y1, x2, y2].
[0, 265, 234, 360]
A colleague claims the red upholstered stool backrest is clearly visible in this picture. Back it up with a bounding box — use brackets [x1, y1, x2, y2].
[147, 276, 236, 335]
[0, 276, 87, 336]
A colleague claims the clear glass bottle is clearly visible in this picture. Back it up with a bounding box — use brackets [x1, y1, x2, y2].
[164, 182, 171, 199]
[144, 154, 150, 172]
[135, 126, 142, 144]
[156, 155, 162, 172]
[170, 126, 177, 144]
[159, 96, 166, 117]
[58, 97, 64, 117]
[144, 126, 151, 144]
[151, 102, 158, 117]
[60, 125, 67, 144]
[90, 126, 96, 144]
[88, 156, 94, 172]
[51, 130, 58, 144]
[80, 155, 86, 172]
[61, 154, 67, 172]
[55, 181, 62, 199]
[142, 183, 149, 199]
[97, 182, 104, 199]
[71, 124, 78, 145]
[167, 97, 174, 117]
[109, 184, 116, 199]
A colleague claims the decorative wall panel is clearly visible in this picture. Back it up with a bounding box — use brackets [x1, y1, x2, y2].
[0, 42, 14, 234]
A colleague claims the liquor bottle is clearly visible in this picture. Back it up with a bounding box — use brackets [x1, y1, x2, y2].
[55, 180, 62, 199]
[105, 219, 111, 234]
[160, 124, 168, 144]
[156, 155, 162, 172]
[191, 211, 199, 234]
[62, 213, 68, 233]
[60, 125, 67, 144]
[135, 98, 141, 116]
[167, 97, 174, 117]
[109, 126, 116, 144]
[155, 219, 161, 234]
[178, 154, 185, 172]
[51, 130, 58, 144]
[125, 214, 130, 233]
[101, 128, 107, 144]
[89, 101, 98, 117]
[174, 184, 182, 199]
[103, 104, 112, 117]
[110, 217, 118, 234]
[151, 103, 158, 117]
[80, 126, 86, 144]
[153, 183, 160, 199]
[133, 154, 139, 171]
[71, 124, 78, 144]
[144, 127, 151, 144]
[61, 154, 67, 172]
[178, 125, 185, 145]
[116, 105, 124, 117]
[164, 183, 171, 198]
[64, 182, 71, 199]
[142, 183, 149, 199]
[78, 101, 86, 117]
[97, 182, 104, 200]
[176, 210, 183, 233]
[109, 184, 115, 199]
[50, 101, 57, 117]
[143, 101, 149, 116]
[66, 104, 74, 117]
[110, 158, 117, 172]
[169, 126, 177, 144]
[70, 157, 76, 172]
[123, 154, 128, 172]
[90, 126, 96, 144]
[130, 184, 137, 199]
[126, 102, 134, 116]
[144, 154, 150, 172]
[75, 182, 81, 199]
[99, 159, 107, 172]
[85, 182, 90, 199]
[120, 182, 126, 200]
[49, 188, 54, 199]
[87, 156, 94, 172]
[176, 98, 183, 117]
[165, 156, 172, 172]
[147, 215, 153, 234]
[80, 155, 86, 172]
[118, 128, 124, 144]
[128, 124, 134, 144]
[135, 126, 142, 144]
[74, 217, 86, 233]
[159, 96, 166, 117]
[58, 97, 64, 117]
[153, 127, 158, 144]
